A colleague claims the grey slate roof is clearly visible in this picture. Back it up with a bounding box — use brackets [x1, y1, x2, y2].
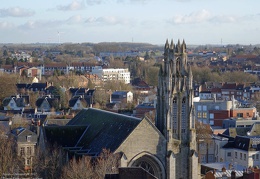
[68, 97, 79, 107]
[36, 97, 59, 108]
[11, 127, 37, 143]
[222, 127, 250, 137]
[44, 126, 87, 147]
[2, 97, 12, 106]
[44, 108, 141, 156]
[68, 108, 141, 154]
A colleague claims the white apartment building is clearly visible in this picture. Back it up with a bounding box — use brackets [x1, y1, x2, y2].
[214, 123, 260, 169]
[92, 67, 130, 84]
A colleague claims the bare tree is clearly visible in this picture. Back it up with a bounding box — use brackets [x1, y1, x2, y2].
[62, 156, 95, 179]
[94, 89, 110, 109]
[94, 149, 120, 178]
[28, 91, 39, 108]
[195, 120, 213, 163]
[34, 144, 64, 179]
[0, 128, 23, 177]
[61, 148, 120, 179]
[0, 74, 17, 106]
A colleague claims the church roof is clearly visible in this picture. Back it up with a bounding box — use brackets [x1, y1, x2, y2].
[68, 108, 141, 153]
[44, 108, 141, 155]
[44, 125, 87, 147]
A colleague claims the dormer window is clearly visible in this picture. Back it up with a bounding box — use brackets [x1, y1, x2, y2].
[27, 135, 31, 142]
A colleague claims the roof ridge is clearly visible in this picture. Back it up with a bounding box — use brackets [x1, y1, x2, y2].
[85, 108, 141, 121]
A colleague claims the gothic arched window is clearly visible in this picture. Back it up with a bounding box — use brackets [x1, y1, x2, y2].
[131, 155, 163, 179]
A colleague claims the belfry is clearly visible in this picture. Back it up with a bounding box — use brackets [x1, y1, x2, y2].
[156, 39, 198, 179]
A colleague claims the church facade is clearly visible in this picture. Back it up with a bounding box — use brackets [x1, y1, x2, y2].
[156, 39, 198, 179]
[40, 39, 198, 179]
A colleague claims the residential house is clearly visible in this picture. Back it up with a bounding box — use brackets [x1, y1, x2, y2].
[2, 95, 29, 111]
[11, 127, 37, 171]
[222, 119, 260, 129]
[0, 65, 15, 74]
[110, 91, 133, 104]
[16, 81, 54, 96]
[27, 67, 42, 80]
[199, 91, 212, 100]
[36, 96, 59, 113]
[11, 51, 31, 61]
[133, 102, 155, 119]
[221, 82, 244, 100]
[214, 126, 260, 168]
[105, 103, 120, 112]
[68, 88, 95, 109]
[132, 78, 151, 94]
[43, 63, 68, 76]
[202, 162, 245, 178]
[69, 96, 87, 110]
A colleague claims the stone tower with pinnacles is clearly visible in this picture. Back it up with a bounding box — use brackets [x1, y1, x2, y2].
[156, 39, 198, 179]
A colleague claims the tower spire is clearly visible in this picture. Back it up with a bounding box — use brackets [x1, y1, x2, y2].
[182, 39, 186, 53]
[175, 39, 181, 53]
[170, 39, 174, 49]
[165, 39, 169, 49]
[156, 38, 198, 179]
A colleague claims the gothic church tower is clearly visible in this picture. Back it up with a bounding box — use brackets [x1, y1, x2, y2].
[156, 39, 198, 179]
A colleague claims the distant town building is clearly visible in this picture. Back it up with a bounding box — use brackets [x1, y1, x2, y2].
[99, 51, 140, 58]
[110, 91, 133, 104]
[92, 67, 131, 84]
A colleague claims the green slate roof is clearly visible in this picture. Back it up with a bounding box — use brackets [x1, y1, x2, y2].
[68, 108, 141, 154]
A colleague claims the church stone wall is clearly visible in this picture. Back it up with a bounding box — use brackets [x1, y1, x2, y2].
[115, 118, 166, 169]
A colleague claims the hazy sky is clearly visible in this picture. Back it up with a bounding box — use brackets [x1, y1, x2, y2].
[0, 0, 259, 45]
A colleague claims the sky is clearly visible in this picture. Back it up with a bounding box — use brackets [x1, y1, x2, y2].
[0, 0, 260, 45]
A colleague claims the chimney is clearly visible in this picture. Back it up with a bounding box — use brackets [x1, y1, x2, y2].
[231, 171, 236, 179]
[222, 166, 226, 172]
[229, 163, 233, 169]
[213, 94, 216, 102]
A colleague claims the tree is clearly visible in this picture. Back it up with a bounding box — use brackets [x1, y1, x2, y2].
[94, 149, 120, 178]
[21, 70, 27, 78]
[144, 51, 150, 60]
[103, 80, 132, 92]
[87, 79, 95, 89]
[94, 89, 110, 109]
[62, 156, 95, 179]
[28, 91, 39, 108]
[0, 128, 24, 177]
[34, 144, 64, 179]
[3, 49, 8, 56]
[195, 120, 213, 163]
[5, 57, 12, 65]
[0, 74, 17, 106]
[144, 66, 159, 86]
